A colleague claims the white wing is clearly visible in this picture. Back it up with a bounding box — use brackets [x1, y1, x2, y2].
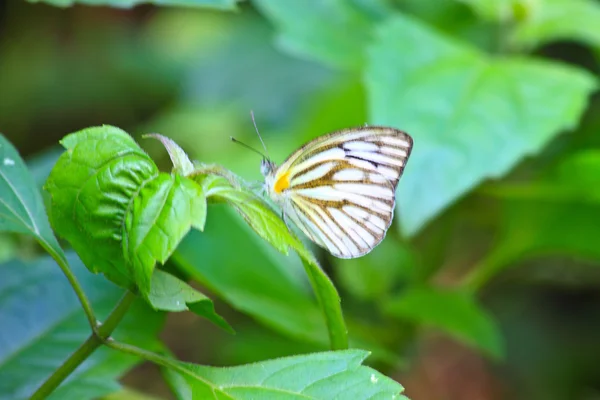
[273, 127, 413, 258]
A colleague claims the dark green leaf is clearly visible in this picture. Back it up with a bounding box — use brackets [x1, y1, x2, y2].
[0, 134, 66, 263]
[164, 350, 407, 400]
[148, 269, 232, 333]
[366, 14, 597, 236]
[194, 175, 348, 350]
[384, 287, 503, 359]
[466, 151, 600, 289]
[0, 253, 164, 400]
[102, 388, 163, 400]
[335, 240, 416, 301]
[254, 0, 392, 70]
[172, 207, 331, 349]
[27, 0, 239, 10]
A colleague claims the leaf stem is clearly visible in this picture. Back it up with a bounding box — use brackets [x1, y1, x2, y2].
[29, 291, 137, 400]
[39, 240, 99, 333]
[105, 339, 215, 387]
[105, 339, 187, 375]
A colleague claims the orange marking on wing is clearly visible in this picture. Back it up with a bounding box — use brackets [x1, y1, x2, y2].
[274, 171, 291, 194]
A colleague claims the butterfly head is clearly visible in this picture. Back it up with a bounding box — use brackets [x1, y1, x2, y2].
[260, 158, 276, 177]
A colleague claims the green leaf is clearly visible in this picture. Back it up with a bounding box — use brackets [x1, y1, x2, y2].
[144, 134, 195, 176]
[459, 0, 600, 50]
[46, 126, 207, 297]
[457, 0, 526, 21]
[195, 175, 348, 350]
[45, 126, 159, 288]
[0, 253, 164, 400]
[27, 0, 239, 10]
[164, 350, 407, 400]
[366, 14, 597, 236]
[254, 0, 392, 70]
[125, 173, 206, 295]
[0, 134, 66, 263]
[148, 269, 232, 333]
[102, 388, 163, 400]
[511, 0, 600, 50]
[335, 240, 416, 301]
[172, 209, 330, 348]
[466, 151, 600, 289]
[384, 287, 503, 359]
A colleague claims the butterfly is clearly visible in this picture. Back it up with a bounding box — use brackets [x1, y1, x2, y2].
[234, 121, 413, 259]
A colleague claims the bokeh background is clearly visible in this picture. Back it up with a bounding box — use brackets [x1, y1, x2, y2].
[1, 1, 600, 399]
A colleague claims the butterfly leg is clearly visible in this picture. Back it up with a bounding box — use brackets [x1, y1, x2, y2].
[281, 211, 293, 233]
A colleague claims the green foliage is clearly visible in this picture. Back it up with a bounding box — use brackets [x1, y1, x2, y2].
[148, 270, 232, 332]
[164, 350, 407, 399]
[366, 14, 596, 235]
[461, 0, 600, 50]
[189, 174, 348, 349]
[45, 126, 158, 288]
[254, 0, 391, 70]
[27, 0, 239, 9]
[173, 211, 330, 346]
[3, 0, 600, 398]
[0, 134, 66, 264]
[125, 173, 206, 295]
[45, 126, 208, 297]
[335, 240, 416, 301]
[0, 254, 164, 400]
[466, 151, 600, 289]
[384, 287, 503, 359]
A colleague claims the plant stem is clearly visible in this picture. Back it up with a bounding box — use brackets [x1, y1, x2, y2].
[39, 239, 98, 332]
[29, 334, 101, 400]
[29, 291, 137, 400]
[98, 291, 137, 336]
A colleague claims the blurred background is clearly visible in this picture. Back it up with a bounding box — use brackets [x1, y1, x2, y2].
[1, 1, 600, 399]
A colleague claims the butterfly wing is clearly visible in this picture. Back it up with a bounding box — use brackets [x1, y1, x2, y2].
[275, 127, 413, 258]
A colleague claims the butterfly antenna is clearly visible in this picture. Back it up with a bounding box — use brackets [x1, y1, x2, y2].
[230, 137, 266, 159]
[250, 110, 270, 160]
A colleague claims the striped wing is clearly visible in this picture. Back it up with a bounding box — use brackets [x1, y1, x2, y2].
[277, 127, 413, 258]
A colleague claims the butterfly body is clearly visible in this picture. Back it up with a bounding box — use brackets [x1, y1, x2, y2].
[261, 126, 413, 259]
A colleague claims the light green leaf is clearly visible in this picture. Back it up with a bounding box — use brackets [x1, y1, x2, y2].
[0, 253, 164, 400]
[385, 287, 503, 359]
[511, 0, 600, 50]
[0, 134, 66, 263]
[125, 173, 206, 295]
[148, 269, 232, 333]
[46, 126, 207, 297]
[458, 0, 600, 50]
[193, 174, 348, 350]
[45, 126, 158, 288]
[27, 0, 239, 9]
[164, 350, 407, 400]
[254, 0, 392, 70]
[366, 14, 597, 236]
[144, 134, 195, 176]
